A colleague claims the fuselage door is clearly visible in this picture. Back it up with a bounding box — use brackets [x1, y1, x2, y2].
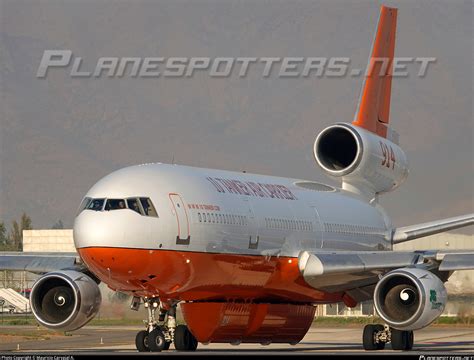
[312, 206, 324, 248]
[169, 193, 190, 245]
[243, 197, 259, 249]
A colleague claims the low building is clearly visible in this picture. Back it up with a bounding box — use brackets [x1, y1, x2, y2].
[23, 229, 75, 252]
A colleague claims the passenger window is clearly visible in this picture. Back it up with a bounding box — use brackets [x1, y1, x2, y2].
[140, 198, 158, 217]
[105, 199, 127, 211]
[127, 198, 143, 215]
[87, 198, 105, 211]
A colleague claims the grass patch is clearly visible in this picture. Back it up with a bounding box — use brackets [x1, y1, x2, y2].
[0, 316, 37, 326]
[88, 318, 144, 326]
[312, 316, 474, 326]
[1, 315, 471, 328]
[433, 316, 473, 325]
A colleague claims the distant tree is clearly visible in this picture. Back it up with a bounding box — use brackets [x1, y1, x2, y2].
[0, 222, 8, 245]
[9, 220, 22, 250]
[52, 220, 64, 229]
[21, 213, 32, 231]
[8, 213, 32, 251]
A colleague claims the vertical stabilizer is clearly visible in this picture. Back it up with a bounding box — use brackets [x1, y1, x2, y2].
[352, 6, 397, 139]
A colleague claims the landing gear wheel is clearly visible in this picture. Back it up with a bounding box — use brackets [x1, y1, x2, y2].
[363, 324, 384, 350]
[174, 325, 198, 351]
[148, 328, 166, 352]
[374, 325, 385, 350]
[391, 329, 414, 350]
[135, 330, 150, 352]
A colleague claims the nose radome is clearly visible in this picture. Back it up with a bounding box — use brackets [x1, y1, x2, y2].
[73, 211, 125, 249]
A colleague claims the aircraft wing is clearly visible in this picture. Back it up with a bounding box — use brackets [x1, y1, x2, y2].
[298, 249, 474, 298]
[0, 252, 85, 274]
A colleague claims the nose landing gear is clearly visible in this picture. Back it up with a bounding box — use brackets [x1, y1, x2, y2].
[133, 297, 198, 352]
[362, 324, 414, 351]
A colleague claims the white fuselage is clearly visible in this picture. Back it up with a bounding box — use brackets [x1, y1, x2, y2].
[74, 163, 392, 256]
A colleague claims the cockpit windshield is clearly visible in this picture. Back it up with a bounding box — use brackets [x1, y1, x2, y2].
[87, 198, 105, 211]
[127, 198, 142, 214]
[140, 197, 158, 217]
[105, 199, 127, 211]
[79, 197, 158, 217]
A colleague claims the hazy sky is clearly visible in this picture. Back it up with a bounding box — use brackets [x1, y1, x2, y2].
[0, 0, 472, 232]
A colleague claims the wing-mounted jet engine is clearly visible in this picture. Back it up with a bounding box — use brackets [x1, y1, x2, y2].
[30, 271, 101, 331]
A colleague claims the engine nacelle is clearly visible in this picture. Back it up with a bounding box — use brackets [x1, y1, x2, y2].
[30, 270, 101, 331]
[313, 123, 408, 196]
[373, 268, 447, 331]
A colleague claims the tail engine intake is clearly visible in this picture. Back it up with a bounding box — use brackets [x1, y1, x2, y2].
[313, 123, 408, 197]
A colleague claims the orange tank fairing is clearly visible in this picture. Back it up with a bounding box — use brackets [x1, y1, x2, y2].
[77, 247, 344, 304]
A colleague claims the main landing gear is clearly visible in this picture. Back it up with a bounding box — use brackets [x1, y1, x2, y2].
[363, 324, 414, 351]
[133, 297, 198, 352]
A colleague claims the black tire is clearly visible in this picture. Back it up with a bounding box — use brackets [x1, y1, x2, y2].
[406, 331, 414, 350]
[174, 325, 198, 351]
[374, 325, 385, 350]
[391, 329, 414, 350]
[148, 328, 166, 352]
[363, 324, 380, 351]
[135, 330, 150, 352]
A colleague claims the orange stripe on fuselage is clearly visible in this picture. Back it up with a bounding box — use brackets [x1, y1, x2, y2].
[77, 247, 343, 304]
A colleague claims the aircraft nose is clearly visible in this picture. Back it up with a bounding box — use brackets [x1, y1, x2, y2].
[73, 211, 125, 249]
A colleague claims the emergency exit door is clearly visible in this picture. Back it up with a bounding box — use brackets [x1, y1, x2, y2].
[169, 193, 190, 245]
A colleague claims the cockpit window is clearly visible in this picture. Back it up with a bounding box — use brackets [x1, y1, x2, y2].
[77, 197, 92, 214]
[105, 199, 127, 211]
[126, 198, 142, 214]
[140, 197, 158, 217]
[87, 198, 105, 211]
[78, 196, 157, 217]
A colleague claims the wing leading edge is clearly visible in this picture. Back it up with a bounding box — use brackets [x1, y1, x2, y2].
[298, 249, 474, 295]
[0, 252, 84, 274]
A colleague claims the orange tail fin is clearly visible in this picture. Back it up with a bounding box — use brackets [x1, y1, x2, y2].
[352, 5, 397, 138]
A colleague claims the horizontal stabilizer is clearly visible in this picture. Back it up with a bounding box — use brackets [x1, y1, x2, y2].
[392, 214, 474, 244]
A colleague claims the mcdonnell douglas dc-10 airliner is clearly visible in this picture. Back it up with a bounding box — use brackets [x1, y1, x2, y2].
[1, 5, 473, 352]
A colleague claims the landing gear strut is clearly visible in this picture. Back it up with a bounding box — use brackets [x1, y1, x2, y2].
[133, 297, 175, 352]
[133, 297, 198, 352]
[362, 324, 414, 351]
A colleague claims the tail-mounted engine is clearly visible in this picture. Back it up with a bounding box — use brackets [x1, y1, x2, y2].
[373, 268, 447, 331]
[30, 270, 101, 331]
[313, 123, 408, 197]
